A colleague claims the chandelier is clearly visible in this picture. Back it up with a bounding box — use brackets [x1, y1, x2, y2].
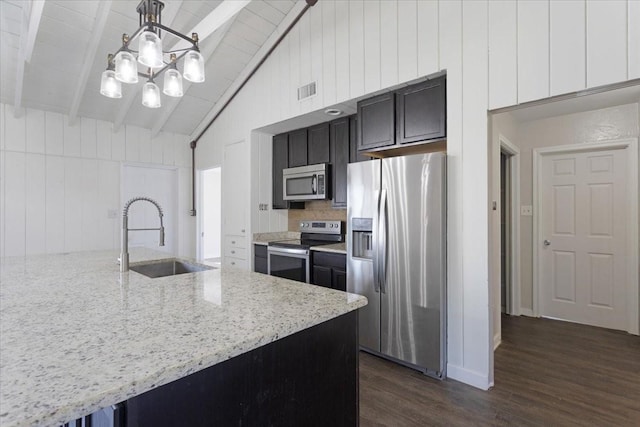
[100, 0, 205, 108]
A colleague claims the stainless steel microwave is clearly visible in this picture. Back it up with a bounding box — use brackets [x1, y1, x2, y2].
[283, 163, 329, 201]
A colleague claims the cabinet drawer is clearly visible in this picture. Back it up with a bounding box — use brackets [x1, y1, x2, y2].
[312, 252, 346, 269]
[224, 257, 248, 269]
[225, 246, 247, 259]
[225, 235, 246, 249]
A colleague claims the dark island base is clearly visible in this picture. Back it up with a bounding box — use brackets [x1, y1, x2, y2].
[126, 311, 359, 427]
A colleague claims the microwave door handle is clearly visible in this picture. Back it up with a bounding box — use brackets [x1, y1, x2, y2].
[311, 174, 317, 194]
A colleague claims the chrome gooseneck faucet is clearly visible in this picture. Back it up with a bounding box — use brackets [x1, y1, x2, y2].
[120, 196, 165, 272]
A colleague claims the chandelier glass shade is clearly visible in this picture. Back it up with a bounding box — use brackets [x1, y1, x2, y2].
[100, 0, 205, 108]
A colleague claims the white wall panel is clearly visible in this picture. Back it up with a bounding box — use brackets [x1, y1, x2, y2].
[63, 116, 81, 157]
[25, 153, 46, 254]
[0, 103, 5, 151]
[278, 35, 292, 120]
[151, 133, 164, 165]
[111, 126, 125, 161]
[0, 150, 4, 257]
[630, 0, 640, 79]
[97, 160, 119, 249]
[96, 120, 112, 160]
[5, 105, 25, 152]
[288, 22, 301, 117]
[45, 156, 65, 254]
[334, 0, 350, 102]
[298, 12, 312, 114]
[439, 0, 464, 372]
[139, 127, 151, 163]
[4, 151, 25, 256]
[125, 125, 140, 162]
[80, 117, 97, 159]
[462, 0, 490, 387]
[349, 0, 365, 99]
[586, 0, 627, 88]
[380, 0, 398, 89]
[321, 0, 337, 106]
[550, 0, 586, 96]
[488, 0, 517, 110]
[518, 0, 550, 104]
[81, 159, 100, 250]
[398, 0, 418, 83]
[45, 111, 64, 155]
[417, 0, 439, 77]
[363, 0, 381, 94]
[309, 4, 324, 111]
[25, 109, 45, 154]
[163, 132, 175, 166]
[64, 157, 83, 252]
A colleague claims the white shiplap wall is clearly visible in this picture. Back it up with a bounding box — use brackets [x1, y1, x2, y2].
[194, 0, 637, 390]
[0, 103, 195, 258]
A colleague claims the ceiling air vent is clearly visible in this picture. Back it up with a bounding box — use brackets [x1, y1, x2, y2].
[297, 81, 317, 100]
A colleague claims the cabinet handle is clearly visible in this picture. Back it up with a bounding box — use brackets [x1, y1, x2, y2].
[231, 261, 235, 265]
[231, 250, 235, 254]
[241, 229, 245, 233]
[231, 241, 236, 244]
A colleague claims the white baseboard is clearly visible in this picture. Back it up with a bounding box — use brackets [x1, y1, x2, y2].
[520, 308, 534, 317]
[493, 334, 501, 350]
[446, 364, 492, 390]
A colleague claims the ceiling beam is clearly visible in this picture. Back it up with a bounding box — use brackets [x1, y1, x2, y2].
[113, 1, 183, 132]
[150, 17, 236, 137]
[13, 0, 45, 118]
[68, 0, 112, 126]
[190, 1, 307, 140]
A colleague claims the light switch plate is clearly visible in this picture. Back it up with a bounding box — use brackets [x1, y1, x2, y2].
[521, 205, 533, 216]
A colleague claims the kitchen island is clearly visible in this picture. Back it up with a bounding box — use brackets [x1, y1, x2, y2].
[0, 249, 366, 426]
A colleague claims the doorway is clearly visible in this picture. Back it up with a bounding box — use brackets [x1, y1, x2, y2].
[198, 167, 222, 262]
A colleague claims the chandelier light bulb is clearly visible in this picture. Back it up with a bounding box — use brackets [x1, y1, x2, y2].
[142, 81, 161, 108]
[100, 70, 122, 98]
[115, 51, 138, 83]
[163, 68, 183, 97]
[183, 50, 205, 83]
[138, 30, 164, 68]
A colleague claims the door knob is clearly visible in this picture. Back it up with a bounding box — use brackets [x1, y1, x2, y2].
[543, 239, 551, 246]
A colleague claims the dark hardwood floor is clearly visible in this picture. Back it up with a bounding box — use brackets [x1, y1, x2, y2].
[359, 315, 640, 426]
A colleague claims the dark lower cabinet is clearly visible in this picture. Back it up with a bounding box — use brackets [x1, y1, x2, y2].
[308, 123, 330, 164]
[396, 75, 446, 144]
[312, 251, 347, 292]
[357, 92, 395, 151]
[330, 117, 349, 208]
[254, 244, 267, 274]
[288, 128, 308, 167]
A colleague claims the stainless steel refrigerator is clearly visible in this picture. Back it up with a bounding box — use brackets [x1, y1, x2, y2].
[347, 152, 446, 378]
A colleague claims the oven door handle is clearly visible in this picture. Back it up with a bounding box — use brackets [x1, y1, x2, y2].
[311, 174, 317, 194]
[268, 247, 310, 257]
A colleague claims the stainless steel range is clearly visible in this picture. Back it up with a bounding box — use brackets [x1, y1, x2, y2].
[267, 220, 344, 283]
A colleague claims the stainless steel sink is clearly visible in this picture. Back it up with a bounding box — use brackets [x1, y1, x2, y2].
[130, 259, 215, 278]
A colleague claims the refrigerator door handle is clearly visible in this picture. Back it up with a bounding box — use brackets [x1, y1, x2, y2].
[372, 190, 381, 293]
[379, 189, 388, 294]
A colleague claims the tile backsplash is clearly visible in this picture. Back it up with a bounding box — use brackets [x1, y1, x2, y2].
[288, 200, 347, 231]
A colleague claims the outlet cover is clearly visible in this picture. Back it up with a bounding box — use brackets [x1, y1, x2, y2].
[521, 205, 533, 216]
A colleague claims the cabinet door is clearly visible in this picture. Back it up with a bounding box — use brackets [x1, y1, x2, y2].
[349, 115, 368, 163]
[223, 141, 248, 236]
[333, 268, 347, 292]
[395, 77, 446, 144]
[307, 123, 330, 165]
[288, 129, 308, 167]
[272, 134, 289, 209]
[357, 92, 395, 151]
[255, 256, 267, 274]
[313, 265, 333, 289]
[331, 117, 349, 208]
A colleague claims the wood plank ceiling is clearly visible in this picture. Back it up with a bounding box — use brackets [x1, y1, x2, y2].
[0, 0, 298, 135]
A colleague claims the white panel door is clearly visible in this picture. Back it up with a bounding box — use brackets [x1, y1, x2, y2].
[121, 165, 177, 256]
[540, 149, 628, 330]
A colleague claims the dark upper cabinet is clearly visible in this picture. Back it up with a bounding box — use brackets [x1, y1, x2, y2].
[288, 129, 308, 167]
[349, 115, 368, 163]
[357, 92, 395, 151]
[308, 123, 330, 164]
[330, 117, 349, 208]
[272, 133, 289, 209]
[396, 76, 446, 144]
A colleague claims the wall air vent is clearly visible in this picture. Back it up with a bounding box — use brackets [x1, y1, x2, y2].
[297, 81, 317, 100]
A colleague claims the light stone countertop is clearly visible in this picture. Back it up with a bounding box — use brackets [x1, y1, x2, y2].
[0, 248, 366, 427]
[311, 243, 347, 255]
[252, 231, 300, 245]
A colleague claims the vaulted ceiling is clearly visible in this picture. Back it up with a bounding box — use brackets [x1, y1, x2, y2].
[0, 0, 298, 135]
